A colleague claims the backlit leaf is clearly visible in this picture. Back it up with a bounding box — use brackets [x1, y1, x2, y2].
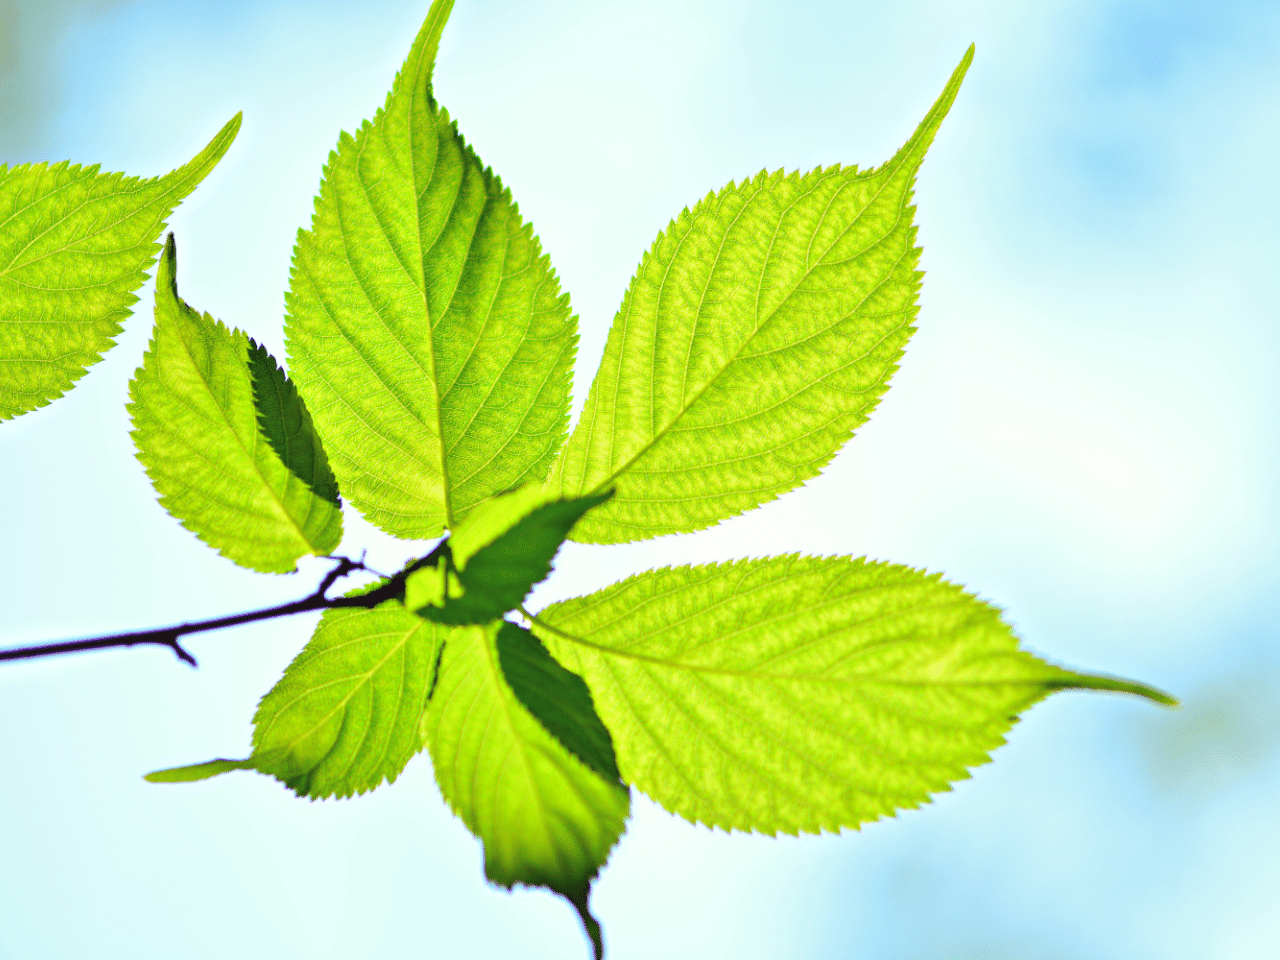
[533, 555, 1174, 834]
[144, 758, 254, 784]
[425, 620, 628, 958]
[249, 605, 446, 798]
[0, 114, 240, 421]
[285, 0, 577, 540]
[406, 483, 612, 625]
[549, 50, 973, 543]
[129, 235, 342, 574]
[149, 604, 447, 798]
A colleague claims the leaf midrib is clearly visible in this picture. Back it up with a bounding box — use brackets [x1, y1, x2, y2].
[532, 610, 1045, 688]
[256, 621, 422, 763]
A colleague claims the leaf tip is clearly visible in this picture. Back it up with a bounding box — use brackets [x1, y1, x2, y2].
[406, 0, 457, 95]
[1058, 672, 1179, 709]
[220, 111, 244, 142]
[144, 757, 253, 784]
[156, 232, 179, 294]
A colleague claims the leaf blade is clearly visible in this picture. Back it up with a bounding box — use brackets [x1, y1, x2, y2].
[249, 605, 447, 799]
[550, 49, 973, 543]
[425, 621, 628, 956]
[406, 484, 612, 625]
[532, 554, 1171, 834]
[0, 114, 241, 421]
[128, 236, 343, 573]
[285, 2, 577, 539]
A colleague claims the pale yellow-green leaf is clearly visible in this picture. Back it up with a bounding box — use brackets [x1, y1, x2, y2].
[129, 236, 342, 573]
[425, 620, 628, 956]
[533, 555, 1174, 834]
[285, 2, 576, 539]
[549, 51, 972, 543]
[0, 115, 240, 420]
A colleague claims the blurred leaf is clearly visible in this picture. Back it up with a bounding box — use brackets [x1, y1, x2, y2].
[425, 620, 627, 958]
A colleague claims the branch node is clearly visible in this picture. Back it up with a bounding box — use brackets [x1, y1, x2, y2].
[169, 639, 198, 668]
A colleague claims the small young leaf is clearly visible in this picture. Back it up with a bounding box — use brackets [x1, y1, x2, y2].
[285, 0, 577, 540]
[250, 605, 448, 799]
[549, 50, 973, 544]
[425, 621, 628, 958]
[406, 484, 612, 625]
[532, 555, 1174, 834]
[129, 236, 342, 574]
[0, 114, 241, 421]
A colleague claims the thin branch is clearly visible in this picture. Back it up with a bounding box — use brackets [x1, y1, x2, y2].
[0, 545, 449, 667]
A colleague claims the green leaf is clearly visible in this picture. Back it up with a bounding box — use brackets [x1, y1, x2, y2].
[425, 621, 628, 957]
[148, 604, 447, 797]
[248, 341, 341, 509]
[129, 235, 343, 574]
[547, 50, 974, 544]
[497, 619, 622, 785]
[406, 484, 612, 625]
[0, 114, 241, 422]
[285, 0, 577, 541]
[532, 555, 1174, 834]
[248, 605, 447, 798]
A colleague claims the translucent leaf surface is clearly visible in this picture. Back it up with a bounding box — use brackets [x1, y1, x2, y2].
[549, 51, 973, 544]
[0, 115, 240, 421]
[425, 621, 628, 957]
[285, 0, 577, 540]
[406, 483, 611, 625]
[149, 604, 447, 797]
[248, 605, 445, 798]
[129, 236, 342, 574]
[533, 555, 1174, 834]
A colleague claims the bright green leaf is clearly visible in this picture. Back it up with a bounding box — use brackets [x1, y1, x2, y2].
[246, 605, 446, 798]
[146, 606, 444, 797]
[406, 484, 612, 625]
[532, 555, 1174, 834]
[129, 235, 343, 574]
[548, 50, 973, 544]
[425, 621, 628, 957]
[285, 0, 577, 541]
[0, 114, 241, 421]
[404, 559, 463, 618]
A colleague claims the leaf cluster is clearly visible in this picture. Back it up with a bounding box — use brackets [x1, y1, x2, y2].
[0, 2, 1174, 956]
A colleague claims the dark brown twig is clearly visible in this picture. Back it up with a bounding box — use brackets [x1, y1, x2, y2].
[0, 544, 449, 667]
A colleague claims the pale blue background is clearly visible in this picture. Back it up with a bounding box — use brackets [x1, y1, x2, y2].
[1, 1, 1278, 957]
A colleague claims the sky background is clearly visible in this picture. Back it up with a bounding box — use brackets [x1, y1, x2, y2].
[1, 0, 1279, 957]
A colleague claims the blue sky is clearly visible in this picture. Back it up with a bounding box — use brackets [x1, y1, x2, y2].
[2, 1, 1278, 958]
